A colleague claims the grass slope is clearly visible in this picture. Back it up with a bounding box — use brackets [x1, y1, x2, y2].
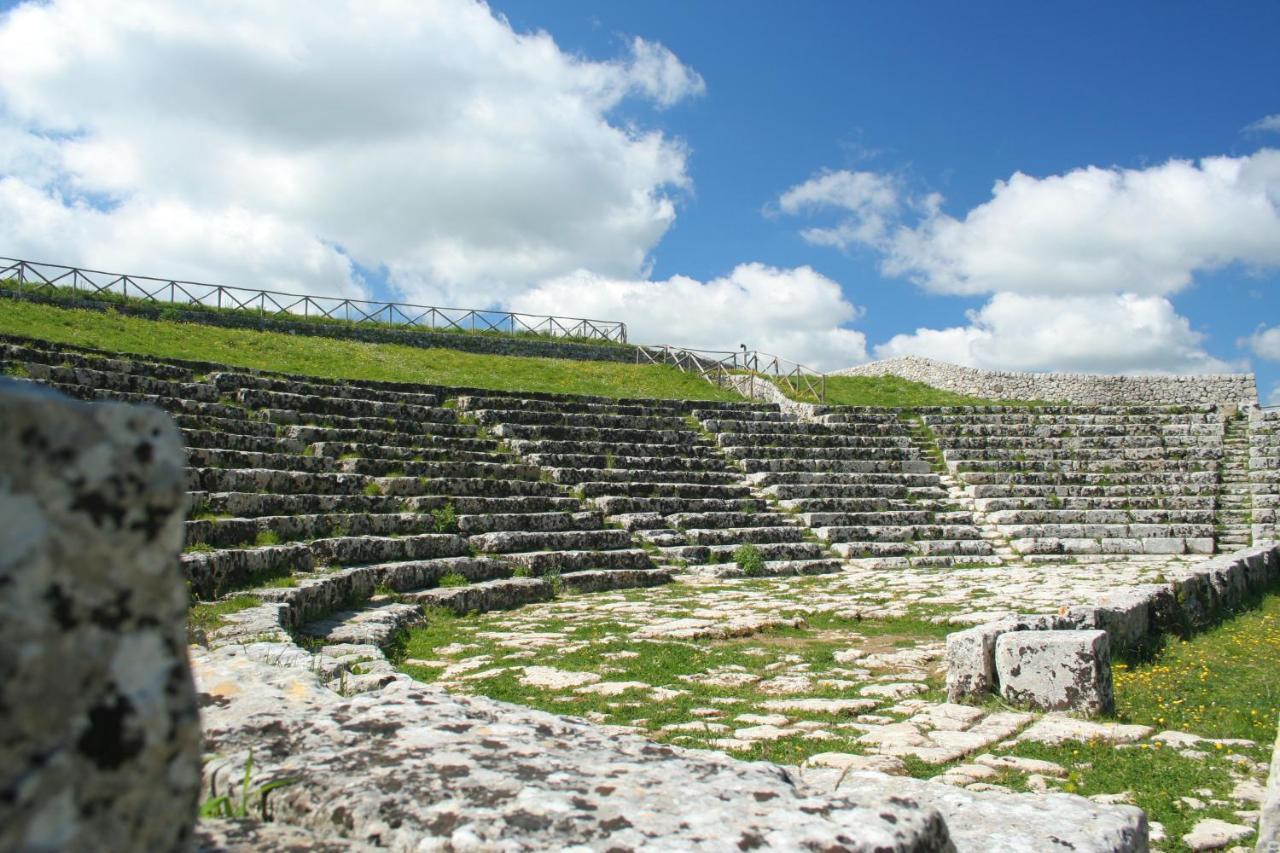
[819, 374, 1046, 407]
[0, 299, 741, 401]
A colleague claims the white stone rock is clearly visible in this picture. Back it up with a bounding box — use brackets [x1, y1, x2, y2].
[519, 666, 602, 689]
[1016, 715, 1152, 746]
[1181, 818, 1253, 850]
[994, 629, 1114, 715]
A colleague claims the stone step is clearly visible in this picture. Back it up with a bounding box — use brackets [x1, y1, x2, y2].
[510, 439, 719, 458]
[400, 577, 554, 614]
[683, 525, 809, 546]
[692, 558, 845, 579]
[186, 447, 336, 474]
[468, 528, 635, 554]
[525, 452, 726, 472]
[456, 394, 700, 417]
[15, 361, 218, 400]
[1010, 536, 1216, 555]
[548, 467, 742, 486]
[189, 490, 580, 518]
[779, 495, 951, 513]
[577, 481, 751, 499]
[738, 458, 934, 474]
[182, 428, 307, 455]
[493, 424, 706, 445]
[182, 543, 315, 599]
[816, 524, 985, 543]
[173, 412, 279, 438]
[705, 541, 826, 561]
[559, 568, 674, 594]
[310, 533, 470, 566]
[235, 387, 450, 422]
[185, 511, 434, 549]
[996, 522, 1214, 539]
[1, 340, 195, 380]
[309, 440, 499, 463]
[972, 495, 1215, 512]
[455, 511, 604, 534]
[799, 509, 933, 526]
[761, 483, 917, 499]
[502, 548, 656, 574]
[468, 408, 690, 430]
[591, 495, 767, 515]
[747, 471, 940, 487]
[299, 601, 425, 647]
[208, 371, 441, 408]
[30, 380, 244, 419]
[258, 407, 473, 437]
[721, 443, 915, 460]
[335, 457, 541, 480]
[665, 511, 794, 530]
[985, 508, 1215, 524]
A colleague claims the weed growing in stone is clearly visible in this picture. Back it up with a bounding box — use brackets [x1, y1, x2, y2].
[733, 544, 765, 576]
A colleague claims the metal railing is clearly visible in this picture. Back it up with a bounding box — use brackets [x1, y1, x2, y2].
[0, 257, 627, 343]
[639, 344, 826, 403]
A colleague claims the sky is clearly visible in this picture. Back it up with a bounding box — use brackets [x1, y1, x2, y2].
[1, 1, 1278, 402]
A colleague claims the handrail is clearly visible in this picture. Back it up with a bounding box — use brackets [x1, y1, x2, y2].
[638, 344, 826, 403]
[0, 257, 627, 343]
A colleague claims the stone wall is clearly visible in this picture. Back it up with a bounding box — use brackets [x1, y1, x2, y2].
[0, 381, 201, 850]
[836, 355, 1258, 407]
[5, 289, 641, 363]
[947, 544, 1280, 705]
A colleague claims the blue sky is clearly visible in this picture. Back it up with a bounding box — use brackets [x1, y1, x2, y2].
[1, 1, 1278, 400]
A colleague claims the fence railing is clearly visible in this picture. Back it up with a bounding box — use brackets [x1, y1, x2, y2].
[638, 344, 826, 403]
[0, 257, 628, 343]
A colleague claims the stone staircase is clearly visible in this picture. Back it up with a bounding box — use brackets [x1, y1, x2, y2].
[1216, 410, 1253, 551]
[712, 407, 997, 569]
[456, 396, 844, 578]
[919, 406, 1225, 559]
[1251, 407, 1280, 543]
[0, 336, 672, 677]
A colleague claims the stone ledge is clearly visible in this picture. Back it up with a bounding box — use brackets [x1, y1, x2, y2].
[947, 543, 1280, 706]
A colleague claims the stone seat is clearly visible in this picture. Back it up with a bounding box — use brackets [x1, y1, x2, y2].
[308, 440, 499, 463]
[455, 510, 603, 534]
[491, 423, 706, 445]
[692, 558, 845, 578]
[723, 445, 914, 461]
[173, 412, 280, 437]
[208, 371, 442, 408]
[798, 508, 930, 526]
[967, 483, 1216, 499]
[578, 480, 752, 499]
[591, 495, 766, 515]
[815, 523, 985, 543]
[718, 433, 914, 450]
[13, 360, 218, 400]
[0, 339, 196, 379]
[761, 482, 916, 499]
[257, 407, 473, 436]
[334, 457, 541, 480]
[468, 408, 691, 430]
[467, 528, 634, 554]
[524, 452, 724, 472]
[996, 522, 1214, 540]
[1010, 536, 1214, 556]
[456, 394, 699, 416]
[33, 381, 249, 419]
[683, 525, 808, 546]
[186, 511, 433, 548]
[185, 447, 336, 473]
[986, 507, 1216, 525]
[234, 387, 446, 422]
[310, 533, 470, 566]
[778, 495, 947, 512]
[547, 467, 743, 486]
[666, 510, 792, 529]
[502, 548, 656, 573]
[972, 494, 1217, 512]
[747, 470, 940, 487]
[190, 490, 579, 518]
[738, 457, 934, 475]
[182, 428, 307, 454]
[705, 541, 827, 561]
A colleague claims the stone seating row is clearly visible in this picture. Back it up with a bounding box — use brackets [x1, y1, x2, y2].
[458, 395, 843, 577]
[1251, 409, 1280, 542]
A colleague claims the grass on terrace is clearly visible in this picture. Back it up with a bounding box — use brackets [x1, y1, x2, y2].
[0, 299, 741, 401]
[818, 373, 1047, 407]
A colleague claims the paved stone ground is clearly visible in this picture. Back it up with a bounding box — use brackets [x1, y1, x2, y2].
[399, 558, 1273, 852]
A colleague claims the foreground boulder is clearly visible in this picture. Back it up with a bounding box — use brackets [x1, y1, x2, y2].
[193, 646, 955, 851]
[0, 381, 200, 851]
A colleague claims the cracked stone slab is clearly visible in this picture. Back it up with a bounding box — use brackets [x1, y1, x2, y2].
[193, 646, 955, 851]
[1016, 715, 1153, 746]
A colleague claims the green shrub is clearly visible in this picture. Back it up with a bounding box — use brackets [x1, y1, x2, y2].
[254, 529, 281, 547]
[733, 544, 765, 577]
[437, 571, 469, 588]
[432, 501, 458, 534]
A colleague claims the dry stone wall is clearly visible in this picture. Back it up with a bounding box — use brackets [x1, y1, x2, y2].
[837, 355, 1258, 406]
[0, 381, 201, 851]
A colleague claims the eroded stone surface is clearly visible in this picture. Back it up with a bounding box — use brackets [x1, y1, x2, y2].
[194, 646, 954, 851]
[0, 382, 200, 852]
[994, 630, 1115, 715]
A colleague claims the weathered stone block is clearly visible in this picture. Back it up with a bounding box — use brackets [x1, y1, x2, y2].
[946, 623, 1004, 702]
[1258, 716, 1280, 853]
[0, 381, 200, 851]
[995, 630, 1115, 715]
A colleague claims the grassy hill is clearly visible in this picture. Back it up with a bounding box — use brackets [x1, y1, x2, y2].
[0, 297, 1040, 405]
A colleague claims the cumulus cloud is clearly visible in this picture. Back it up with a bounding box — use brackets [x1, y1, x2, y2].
[780, 153, 1280, 297]
[875, 292, 1241, 375]
[1245, 114, 1280, 134]
[1242, 325, 1280, 361]
[780, 155, 1280, 375]
[517, 263, 868, 369]
[0, 0, 701, 304]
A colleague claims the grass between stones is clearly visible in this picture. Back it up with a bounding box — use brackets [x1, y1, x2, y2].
[188, 594, 262, 633]
[396, 580, 1277, 852]
[0, 299, 742, 401]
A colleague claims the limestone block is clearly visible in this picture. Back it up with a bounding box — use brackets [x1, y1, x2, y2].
[194, 646, 955, 851]
[0, 381, 200, 851]
[945, 623, 1004, 702]
[995, 630, 1115, 715]
[1091, 588, 1152, 651]
[1259, 716, 1280, 853]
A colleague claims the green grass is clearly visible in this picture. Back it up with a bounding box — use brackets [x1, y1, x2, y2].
[1114, 592, 1280, 742]
[0, 299, 743, 401]
[815, 374, 1045, 407]
[188, 594, 262, 633]
[4, 279, 629, 348]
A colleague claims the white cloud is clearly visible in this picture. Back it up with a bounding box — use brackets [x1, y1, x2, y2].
[1242, 325, 1280, 361]
[1268, 384, 1280, 406]
[0, 0, 701, 304]
[780, 153, 1280, 297]
[874, 292, 1241, 375]
[1245, 114, 1280, 134]
[517, 263, 867, 369]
